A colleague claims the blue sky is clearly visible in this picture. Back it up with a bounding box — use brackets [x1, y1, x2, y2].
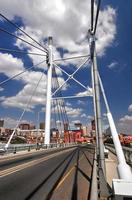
[0, 0, 132, 134]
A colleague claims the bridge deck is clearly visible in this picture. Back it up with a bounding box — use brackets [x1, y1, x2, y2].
[0, 144, 95, 200]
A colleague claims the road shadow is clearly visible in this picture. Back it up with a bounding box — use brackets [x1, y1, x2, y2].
[25, 145, 95, 200]
[25, 149, 77, 200]
[71, 145, 95, 200]
[45, 150, 77, 200]
[71, 148, 80, 200]
[80, 148, 94, 167]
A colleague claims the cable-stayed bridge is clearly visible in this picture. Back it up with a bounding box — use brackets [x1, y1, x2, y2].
[0, 1, 132, 199]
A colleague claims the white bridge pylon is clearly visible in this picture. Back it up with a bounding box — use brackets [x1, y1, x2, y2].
[4, 37, 92, 149]
[44, 37, 93, 146]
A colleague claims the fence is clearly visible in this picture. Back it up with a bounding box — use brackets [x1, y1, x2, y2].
[105, 143, 132, 166]
[0, 142, 77, 155]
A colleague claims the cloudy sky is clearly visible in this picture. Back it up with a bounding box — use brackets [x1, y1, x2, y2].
[0, 0, 132, 134]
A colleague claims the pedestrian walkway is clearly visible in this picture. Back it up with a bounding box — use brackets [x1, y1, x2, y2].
[105, 151, 119, 187]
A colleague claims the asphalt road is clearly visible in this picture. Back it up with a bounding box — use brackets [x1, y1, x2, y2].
[0, 144, 95, 200]
[0, 146, 76, 170]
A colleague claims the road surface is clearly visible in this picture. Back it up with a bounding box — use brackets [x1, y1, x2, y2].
[0, 144, 95, 200]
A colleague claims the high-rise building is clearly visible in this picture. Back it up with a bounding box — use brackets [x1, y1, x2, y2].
[30, 124, 36, 130]
[64, 123, 69, 131]
[19, 123, 30, 130]
[91, 120, 95, 130]
[82, 126, 88, 136]
[40, 122, 45, 129]
[0, 119, 4, 127]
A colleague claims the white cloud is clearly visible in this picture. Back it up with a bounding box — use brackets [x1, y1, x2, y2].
[0, 87, 4, 92]
[0, 52, 47, 109]
[77, 100, 85, 105]
[102, 113, 107, 121]
[103, 113, 107, 117]
[65, 102, 72, 107]
[107, 61, 118, 69]
[1, 68, 68, 110]
[52, 103, 83, 118]
[76, 87, 93, 97]
[2, 71, 47, 109]
[117, 115, 132, 134]
[0, 96, 5, 101]
[0, 0, 116, 111]
[81, 113, 87, 118]
[96, 6, 116, 56]
[119, 115, 132, 123]
[56, 120, 62, 124]
[1, 0, 116, 58]
[72, 120, 81, 124]
[0, 53, 68, 109]
[66, 106, 83, 118]
[0, 53, 24, 79]
[3, 117, 32, 129]
[87, 115, 93, 120]
[128, 104, 132, 112]
[4, 117, 18, 128]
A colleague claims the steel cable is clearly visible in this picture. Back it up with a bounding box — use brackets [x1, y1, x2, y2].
[0, 47, 47, 56]
[5, 71, 44, 149]
[93, 0, 101, 34]
[0, 13, 48, 53]
[91, 0, 94, 32]
[0, 27, 47, 54]
[0, 59, 46, 86]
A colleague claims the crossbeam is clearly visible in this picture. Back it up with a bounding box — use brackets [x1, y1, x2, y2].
[54, 63, 88, 90]
[52, 58, 89, 97]
[54, 54, 89, 62]
[52, 95, 91, 100]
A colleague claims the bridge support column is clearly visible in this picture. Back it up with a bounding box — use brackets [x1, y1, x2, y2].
[91, 59, 99, 153]
[45, 37, 53, 145]
[89, 31, 105, 175]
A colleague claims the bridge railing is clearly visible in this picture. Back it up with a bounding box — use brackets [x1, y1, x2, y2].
[105, 143, 132, 166]
[0, 142, 77, 154]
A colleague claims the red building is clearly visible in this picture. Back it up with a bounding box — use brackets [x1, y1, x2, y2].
[119, 134, 132, 145]
[64, 130, 82, 143]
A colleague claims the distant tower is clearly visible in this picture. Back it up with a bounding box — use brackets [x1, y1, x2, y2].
[91, 119, 95, 131]
[0, 119, 4, 127]
[40, 122, 45, 130]
[91, 119, 96, 138]
[64, 123, 69, 131]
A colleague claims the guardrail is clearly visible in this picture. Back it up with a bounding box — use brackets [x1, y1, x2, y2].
[105, 143, 132, 166]
[0, 142, 77, 155]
